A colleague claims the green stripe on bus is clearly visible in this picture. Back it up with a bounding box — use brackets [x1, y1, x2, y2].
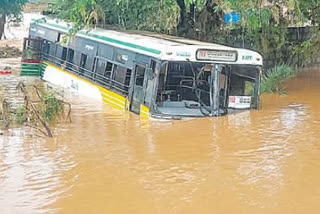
[21, 72, 40, 75]
[44, 22, 161, 55]
[21, 69, 40, 73]
[22, 65, 40, 68]
[40, 63, 47, 78]
[21, 61, 42, 76]
[21, 73, 41, 76]
[22, 70, 39, 73]
[21, 67, 40, 70]
[21, 70, 40, 72]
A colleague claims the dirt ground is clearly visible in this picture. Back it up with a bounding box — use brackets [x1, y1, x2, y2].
[0, 40, 22, 49]
[24, 3, 49, 13]
[0, 12, 44, 73]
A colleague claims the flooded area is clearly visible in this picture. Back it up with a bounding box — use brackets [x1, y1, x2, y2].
[0, 68, 318, 214]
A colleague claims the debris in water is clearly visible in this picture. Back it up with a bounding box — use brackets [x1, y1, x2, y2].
[0, 76, 72, 137]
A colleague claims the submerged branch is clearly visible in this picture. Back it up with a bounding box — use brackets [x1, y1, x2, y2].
[0, 81, 72, 137]
[18, 82, 53, 137]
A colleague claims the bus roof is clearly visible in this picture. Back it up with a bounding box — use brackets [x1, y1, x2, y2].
[33, 18, 263, 66]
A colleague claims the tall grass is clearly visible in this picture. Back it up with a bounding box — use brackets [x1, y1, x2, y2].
[260, 64, 297, 94]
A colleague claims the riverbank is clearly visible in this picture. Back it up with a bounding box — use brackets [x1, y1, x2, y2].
[0, 13, 44, 73]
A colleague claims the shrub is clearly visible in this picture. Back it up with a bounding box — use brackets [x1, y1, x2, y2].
[260, 64, 297, 94]
[41, 93, 65, 122]
[15, 105, 27, 124]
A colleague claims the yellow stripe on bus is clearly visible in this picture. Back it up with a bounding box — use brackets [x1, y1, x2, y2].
[140, 105, 150, 119]
[43, 61, 130, 110]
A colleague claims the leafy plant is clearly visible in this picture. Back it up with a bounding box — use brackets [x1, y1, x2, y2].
[0, 0, 27, 39]
[15, 105, 27, 124]
[260, 64, 297, 94]
[2, 83, 73, 137]
[41, 93, 65, 122]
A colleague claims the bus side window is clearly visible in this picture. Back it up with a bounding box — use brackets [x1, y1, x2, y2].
[95, 59, 106, 86]
[43, 41, 51, 55]
[49, 43, 56, 58]
[66, 48, 74, 71]
[125, 68, 132, 87]
[105, 62, 113, 80]
[61, 47, 67, 61]
[80, 53, 87, 69]
[79, 53, 87, 76]
[54, 45, 60, 63]
[135, 65, 146, 86]
[112, 65, 128, 94]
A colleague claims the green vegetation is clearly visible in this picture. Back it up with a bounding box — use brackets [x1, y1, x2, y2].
[15, 105, 27, 124]
[55, 0, 105, 33]
[0, 83, 71, 137]
[41, 93, 65, 122]
[0, 0, 27, 39]
[260, 64, 297, 94]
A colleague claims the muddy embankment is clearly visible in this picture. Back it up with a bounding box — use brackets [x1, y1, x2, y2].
[0, 11, 69, 137]
[0, 11, 44, 72]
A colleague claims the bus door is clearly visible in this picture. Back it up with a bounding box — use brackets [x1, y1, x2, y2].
[130, 63, 153, 114]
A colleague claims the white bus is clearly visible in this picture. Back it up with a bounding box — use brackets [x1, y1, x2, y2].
[23, 18, 263, 119]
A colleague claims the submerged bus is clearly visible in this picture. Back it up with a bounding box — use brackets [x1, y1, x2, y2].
[22, 18, 263, 119]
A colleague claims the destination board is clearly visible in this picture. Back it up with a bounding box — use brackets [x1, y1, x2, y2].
[196, 49, 237, 62]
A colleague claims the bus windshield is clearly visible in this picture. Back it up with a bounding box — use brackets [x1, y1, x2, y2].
[155, 61, 260, 118]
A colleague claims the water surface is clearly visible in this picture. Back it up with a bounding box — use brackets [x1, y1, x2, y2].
[0, 68, 320, 214]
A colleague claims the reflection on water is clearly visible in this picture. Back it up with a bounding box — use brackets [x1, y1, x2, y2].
[1, 69, 320, 214]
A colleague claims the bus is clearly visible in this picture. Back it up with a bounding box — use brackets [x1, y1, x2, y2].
[22, 18, 263, 119]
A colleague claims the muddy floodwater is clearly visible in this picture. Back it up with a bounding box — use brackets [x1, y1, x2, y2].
[0, 68, 320, 214]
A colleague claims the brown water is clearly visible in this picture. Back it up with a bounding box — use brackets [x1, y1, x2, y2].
[0, 69, 320, 214]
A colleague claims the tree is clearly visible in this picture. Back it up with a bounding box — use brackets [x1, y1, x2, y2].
[56, 0, 105, 34]
[0, 0, 27, 40]
[54, 0, 320, 58]
[56, 0, 180, 35]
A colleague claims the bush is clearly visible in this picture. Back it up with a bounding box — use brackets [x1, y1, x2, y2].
[15, 106, 27, 124]
[41, 93, 65, 122]
[260, 64, 297, 94]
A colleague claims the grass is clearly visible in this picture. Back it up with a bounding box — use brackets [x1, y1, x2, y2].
[260, 64, 297, 95]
